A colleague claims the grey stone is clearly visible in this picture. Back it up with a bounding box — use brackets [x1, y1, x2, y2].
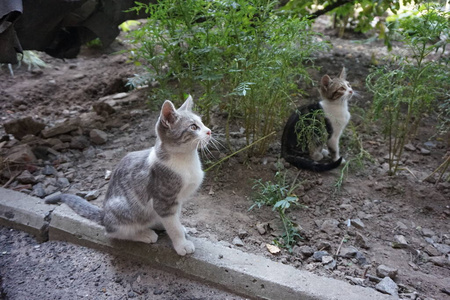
[112, 92, 128, 99]
[232, 236, 244, 247]
[256, 222, 267, 235]
[340, 247, 359, 258]
[70, 136, 90, 150]
[43, 165, 57, 176]
[396, 221, 408, 230]
[428, 255, 450, 267]
[312, 251, 329, 262]
[424, 141, 437, 148]
[85, 190, 100, 201]
[376, 265, 398, 280]
[89, 129, 108, 145]
[345, 276, 365, 286]
[392, 235, 408, 248]
[420, 148, 431, 155]
[434, 243, 450, 255]
[16, 170, 37, 184]
[424, 245, 440, 257]
[41, 118, 80, 138]
[316, 240, 332, 251]
[298, 245, 314, 258]
[93, 102, 116, 116]
[4, 117, 46, 140]
[6, 144, 37, 164]
[355, 232, 370, 249]
[322, 255, 334, 264]
[350, 218, 365, 229]
[45, 185, 58, 196]
[320, 219, 340, 235]
[375, 277, 398, 296]
[355, 251, 368, 266]
[404, 143, 416, 151]
[56, 177, 70, 188]
[421, 228, 435, 237]
[238, 229, 248, 239]
[32, 183, 46, 198]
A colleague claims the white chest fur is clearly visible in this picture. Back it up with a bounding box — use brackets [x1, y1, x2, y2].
[156, 150, 204, 201]
[320, 100, 350, 136]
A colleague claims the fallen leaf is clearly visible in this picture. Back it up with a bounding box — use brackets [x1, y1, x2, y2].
[266, 244, 281, 255]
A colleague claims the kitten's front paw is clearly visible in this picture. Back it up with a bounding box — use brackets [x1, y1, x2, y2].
[174, 240, 195, 256]
[321, 149, 330, 157]
[311, 152, 324, 162]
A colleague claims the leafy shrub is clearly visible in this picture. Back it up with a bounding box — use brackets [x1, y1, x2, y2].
[127, 0, 327, 154]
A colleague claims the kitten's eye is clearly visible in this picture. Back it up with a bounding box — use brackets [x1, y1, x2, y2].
[190, 124, 198, 131]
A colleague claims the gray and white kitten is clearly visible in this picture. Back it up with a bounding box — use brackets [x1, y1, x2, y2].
[46, 95, 211, 256]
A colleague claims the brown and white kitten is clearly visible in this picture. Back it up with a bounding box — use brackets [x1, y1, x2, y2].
[46, 95, 211, 256]
[281, 67, 353, 171]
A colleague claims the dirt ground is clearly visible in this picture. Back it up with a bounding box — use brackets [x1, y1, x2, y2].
[0, 16, 449, 299]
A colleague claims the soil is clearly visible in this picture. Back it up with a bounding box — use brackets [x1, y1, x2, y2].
[1, 16, 449, 300]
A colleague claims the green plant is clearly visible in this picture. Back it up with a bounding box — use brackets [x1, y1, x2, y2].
[294, 108, 328, 153]
[334, 121, 372, 191]
[251, 171, 305, 250]
[127, 0, 327, 155]
[366, 5, 449, 175]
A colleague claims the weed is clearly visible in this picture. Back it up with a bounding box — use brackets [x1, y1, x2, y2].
[366, 5, 449, 175]
[251, 170, 305, 250]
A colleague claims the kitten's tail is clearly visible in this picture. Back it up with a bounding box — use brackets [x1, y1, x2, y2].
[283, 155, 343, 172]
[45, 194, 103, 224]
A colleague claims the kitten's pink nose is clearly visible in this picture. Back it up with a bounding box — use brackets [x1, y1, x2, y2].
[206, 130, 211, 136]
[349, 90, 353, 94]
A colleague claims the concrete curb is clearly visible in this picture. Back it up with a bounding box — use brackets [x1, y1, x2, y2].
[0, 187, 394, 300]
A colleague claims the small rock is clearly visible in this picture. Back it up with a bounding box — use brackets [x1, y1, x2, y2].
[404, 143, 416, 151]
[296, 245, 314, 258]
[232, 236, 244, 247]
[6, 144, 37, 164]
[376, 265, 398, 280]
[421, 228, 435, 237]
[434, 243, 450, 255]
[45, 185, 58, 196]
[420, 148, 431, 155]
[85, 190, 100, 201]
[238, 229, 248, 239]
[56, 177, 70, 188]
[355, 232, 370, 249]
[4, 117, 46, 140]
[424, 141, 437, 149]
[355, 251, 368, 266]
[16, 170, 37, 184]
[312, 251, 329, 262]
[396, 221, 408, 230]
[70, 136, 90, 150]
[424, 245, 441, 257]
[105, 170, 112, 180]
[90, 129, 108, 145]
[340, 246, 359, 258]
[428, 255, 450, 267]
[93, 102, 116, 116]
[392, 235, 408, 248]
[375, 277, 398, 296]
[320, 219, 340, 235]
[322, 255, 334, 264]
[43, 165, 57, 176]
[350, 218, 365, 230]
[316, 240, 332, 251]
[41, 118, 80, 138]
[112, 92, 128, 99]
[256, 222, 267, 235]
[32, 183, 46, 198]
[345, 276, 365, 286]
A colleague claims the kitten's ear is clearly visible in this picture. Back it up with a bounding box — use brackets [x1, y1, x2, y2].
[178, 94, 194, 111]
[321, 75, 331, 90]
[339, 67, 347, 80]
[160, 100, 177, 128]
